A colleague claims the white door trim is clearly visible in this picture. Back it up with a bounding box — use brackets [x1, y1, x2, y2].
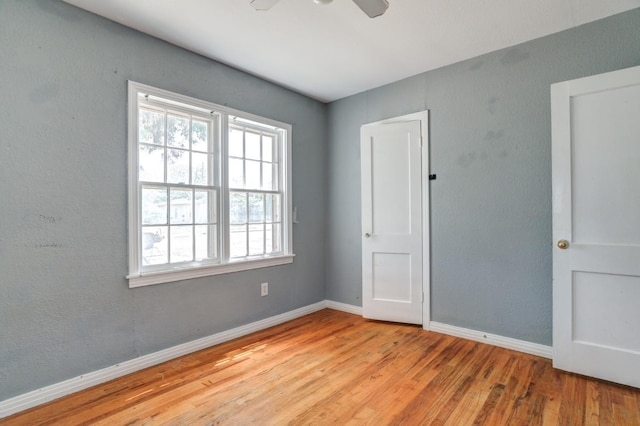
[361, 111, 430, 329]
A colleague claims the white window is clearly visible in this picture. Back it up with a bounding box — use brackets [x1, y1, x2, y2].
[127, 82, 293, 287]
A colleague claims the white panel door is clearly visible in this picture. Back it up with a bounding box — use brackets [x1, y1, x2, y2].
[361, 119, 422, 325]
[551, 65, 640, 388]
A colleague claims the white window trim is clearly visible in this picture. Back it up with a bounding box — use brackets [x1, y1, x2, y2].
[127, 81, 294, 287]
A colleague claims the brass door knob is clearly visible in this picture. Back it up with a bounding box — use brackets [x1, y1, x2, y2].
[557, 239, 569, 250]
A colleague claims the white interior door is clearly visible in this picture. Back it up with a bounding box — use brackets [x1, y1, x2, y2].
[361, 116, 424, 325]
[551, 65, 640, 388]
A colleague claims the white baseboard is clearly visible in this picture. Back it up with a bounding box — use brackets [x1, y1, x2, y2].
[1, 301, 553, 419]
[0, 301, 328, 419]
[322, 303, 551, 359]
[326, 300, 363, 315]
[428, 321, 552, 359]
[287, 302, 553, 361]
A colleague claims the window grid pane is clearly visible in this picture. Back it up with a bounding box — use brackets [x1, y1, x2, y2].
[138, 101, 219, 268]
[195, 224, 217, 260]
[133, 85, 289, 278]
[139, 145, 165, 182]
[139, 108, 164, 145]
[248, 224, 264, 255]
[228, 190, 282, 258]
[167, 114, 190, 148]
[245, 131, 261, 160]
[170, 226, 193, 263]
[228, 126, 280, 192]
[141, 225, 167, 265]
[230, 224, 247, 258]
[192, 119, 209, 152]
[142, 186, 167, 225]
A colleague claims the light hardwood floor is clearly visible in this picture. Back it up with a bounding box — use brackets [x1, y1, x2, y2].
[3, 309, 640, 425]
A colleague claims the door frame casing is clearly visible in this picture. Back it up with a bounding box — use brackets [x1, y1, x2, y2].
[361, 110, 431, 329]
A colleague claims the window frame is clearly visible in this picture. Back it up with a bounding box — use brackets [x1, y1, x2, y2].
[127, 81, 294, 288]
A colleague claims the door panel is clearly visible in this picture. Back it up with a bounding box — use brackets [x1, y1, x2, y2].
[552, 65, 640, 388]
[361, 120, 422, 325]
[371, 136, 412, 235]
[372, 253, 412, 302]
[572, 272, 640, 353]
[571, 84, 640, 245]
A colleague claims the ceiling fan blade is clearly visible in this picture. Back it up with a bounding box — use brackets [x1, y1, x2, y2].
[352, 0, 389, 18]
[250, 0, 281, 11]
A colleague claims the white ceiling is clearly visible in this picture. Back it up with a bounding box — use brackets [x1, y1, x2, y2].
[62, 0, 639, 102]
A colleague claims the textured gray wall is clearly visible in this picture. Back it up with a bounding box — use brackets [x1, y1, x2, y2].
[2, 0, 640, 404]
[326, 9, 640, 346]
[0, 0, 326, 400]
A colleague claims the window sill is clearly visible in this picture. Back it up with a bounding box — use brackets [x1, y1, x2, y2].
[127, 255, 295, 288]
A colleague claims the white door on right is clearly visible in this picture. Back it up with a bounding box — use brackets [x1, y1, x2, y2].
[551, 65, 640, 388]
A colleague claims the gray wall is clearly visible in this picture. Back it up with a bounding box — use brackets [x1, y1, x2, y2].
[0, 0, 326, 401]
[2, 0, 640, 404]
[326, 9, 640, 346]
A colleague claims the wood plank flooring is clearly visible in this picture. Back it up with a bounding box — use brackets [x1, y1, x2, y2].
[3, 309, 640, 425]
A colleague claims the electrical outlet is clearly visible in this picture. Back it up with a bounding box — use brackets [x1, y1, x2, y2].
[261, 282, 268, 297]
